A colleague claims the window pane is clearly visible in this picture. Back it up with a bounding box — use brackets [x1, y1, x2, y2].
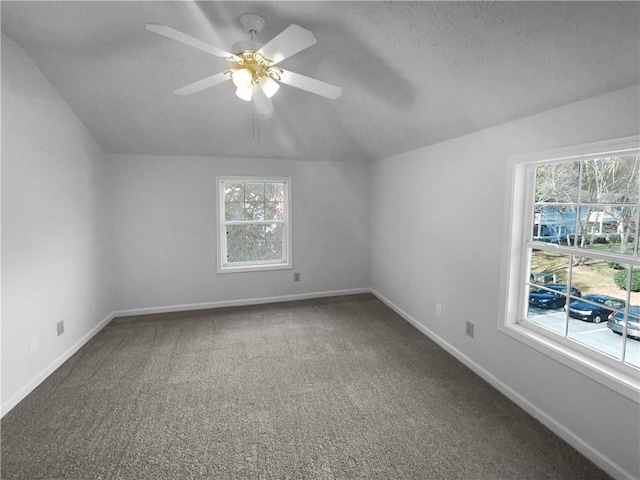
[566, 262, 625, 360]
[265, 223, 284, 243]
[570, 255, 626, 299]
[580, 156, 639, 204]
[264, 242, 283, 260]
[529, 250, 569, 286]
[527, 250, 572, 336]
[246, 241, 265, 261]
[225, 202, 243, 221]
[265, 182, 284, 203]
[615, 155, 639, 204]
[265, 202, 285, 221]
[535, 161, 580, 203]
[244, 202, 265, 221]
[246, 224, 266, 243]
[226, 225, 246, 244]
[566, 300, 624, 361]
[225, 183, 244, 203]
[624, 306, 640, 368]
[226, 224, 284, 263]
[568, 261, 640, 363]
[227, 242, 246, 263]
[576, 206, 637, 256]
[532, 206, 576, 244]
[611, 266, 640, 301]
[611, 206, 637, 256]
[245, 183, 265, 203]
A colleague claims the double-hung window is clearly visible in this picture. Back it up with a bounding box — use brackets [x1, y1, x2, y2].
[216, 176, 292, 273]
[501, 136, 640, 399]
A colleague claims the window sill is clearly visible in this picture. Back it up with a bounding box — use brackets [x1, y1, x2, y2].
[498, 322, 640, 404]
[217, 262, 292, 274]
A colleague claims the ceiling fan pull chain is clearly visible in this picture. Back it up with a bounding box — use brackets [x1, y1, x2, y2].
[252, 113, 260, 143]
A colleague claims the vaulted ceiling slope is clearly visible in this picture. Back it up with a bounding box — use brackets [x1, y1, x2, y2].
[2, 1, 639, 161]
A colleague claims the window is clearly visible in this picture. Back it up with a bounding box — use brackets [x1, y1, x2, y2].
[500, 137, 640, 399]
[216, 176, 292, 273]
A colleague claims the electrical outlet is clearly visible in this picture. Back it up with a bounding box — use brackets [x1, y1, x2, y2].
[435, 304, 442, 318]
[466, 321, 475, 338]
[294, 272, 301, 282]
[30, 336, 39, 354]
[57, 320, 65, 337]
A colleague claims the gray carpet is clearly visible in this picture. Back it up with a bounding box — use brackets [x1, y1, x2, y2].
[1, 294, 609, 479]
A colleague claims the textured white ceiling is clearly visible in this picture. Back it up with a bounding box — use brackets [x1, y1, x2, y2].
[2, 1, 639, 161]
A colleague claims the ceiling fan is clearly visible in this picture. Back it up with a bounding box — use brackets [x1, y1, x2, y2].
[146, 13, 342, 115]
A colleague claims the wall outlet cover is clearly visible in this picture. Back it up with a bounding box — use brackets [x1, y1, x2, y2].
[466, 321, 474, 338]
[57, 320, 65, 336]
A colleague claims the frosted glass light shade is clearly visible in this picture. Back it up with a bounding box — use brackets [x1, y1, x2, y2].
[260, 77, 280, 98]
[231, 68, 253, 89]
[235, 86, 253, 101]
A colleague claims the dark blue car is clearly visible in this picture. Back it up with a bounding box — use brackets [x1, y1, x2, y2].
[566, 294, 625, 324]
[529, 284, 581, 309]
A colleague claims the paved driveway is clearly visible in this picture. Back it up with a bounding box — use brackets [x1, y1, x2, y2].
[528, 307, 639, 368]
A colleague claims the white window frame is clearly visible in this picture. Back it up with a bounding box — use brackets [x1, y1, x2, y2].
[499, 136, 640, 402]
[216, 176, 292, 274]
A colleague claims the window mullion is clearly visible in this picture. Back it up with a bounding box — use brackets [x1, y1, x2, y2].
[563, 256, 573, 338]
[574, 161, 583, 250]
[619, 269, 632, 364]
[519, 167, 536, 324]
[525, 240, 640, 266]
[634, 196, 640, 257]
[225, 219, 285, 226]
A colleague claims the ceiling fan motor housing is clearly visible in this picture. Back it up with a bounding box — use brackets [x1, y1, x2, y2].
[230, 40, 263, 55]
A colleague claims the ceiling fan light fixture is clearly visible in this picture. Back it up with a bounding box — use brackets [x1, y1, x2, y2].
[148, 15, 342, 113]
[231, 68, 253, 89]
[260, 76, 280, 98]
[235, 86, 253, 101]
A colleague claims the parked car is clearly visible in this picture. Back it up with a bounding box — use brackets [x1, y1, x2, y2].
[528, 284, 581, 309]
[607, 306, 640, 340]
[565, 294, 625, 323]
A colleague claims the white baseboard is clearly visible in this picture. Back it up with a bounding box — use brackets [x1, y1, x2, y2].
[1, 311, 115, 418]
[370, 289, 634, 480]
[111, 288, 371, 318]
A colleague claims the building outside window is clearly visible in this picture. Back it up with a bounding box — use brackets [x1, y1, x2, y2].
[501, 137, 640, 399]
[216, 176, 292, 273]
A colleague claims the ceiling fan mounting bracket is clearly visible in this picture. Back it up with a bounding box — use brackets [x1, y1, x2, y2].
[240, 13, 266, 36]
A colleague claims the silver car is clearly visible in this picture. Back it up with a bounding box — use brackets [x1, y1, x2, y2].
[607, 306, 640, 339]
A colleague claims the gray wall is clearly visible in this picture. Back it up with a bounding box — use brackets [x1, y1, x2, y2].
[370, 85, 640, 479]
[106, 154, 371, 311]
[1, 35, 113, 410]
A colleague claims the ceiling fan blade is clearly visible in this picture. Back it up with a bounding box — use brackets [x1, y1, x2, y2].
[253, 84, 274, 115]
[173, 71, 231, 96]
[256, 24, 316, 65]
[278, 69, 342, 99]
[146, 24, 239, 61]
